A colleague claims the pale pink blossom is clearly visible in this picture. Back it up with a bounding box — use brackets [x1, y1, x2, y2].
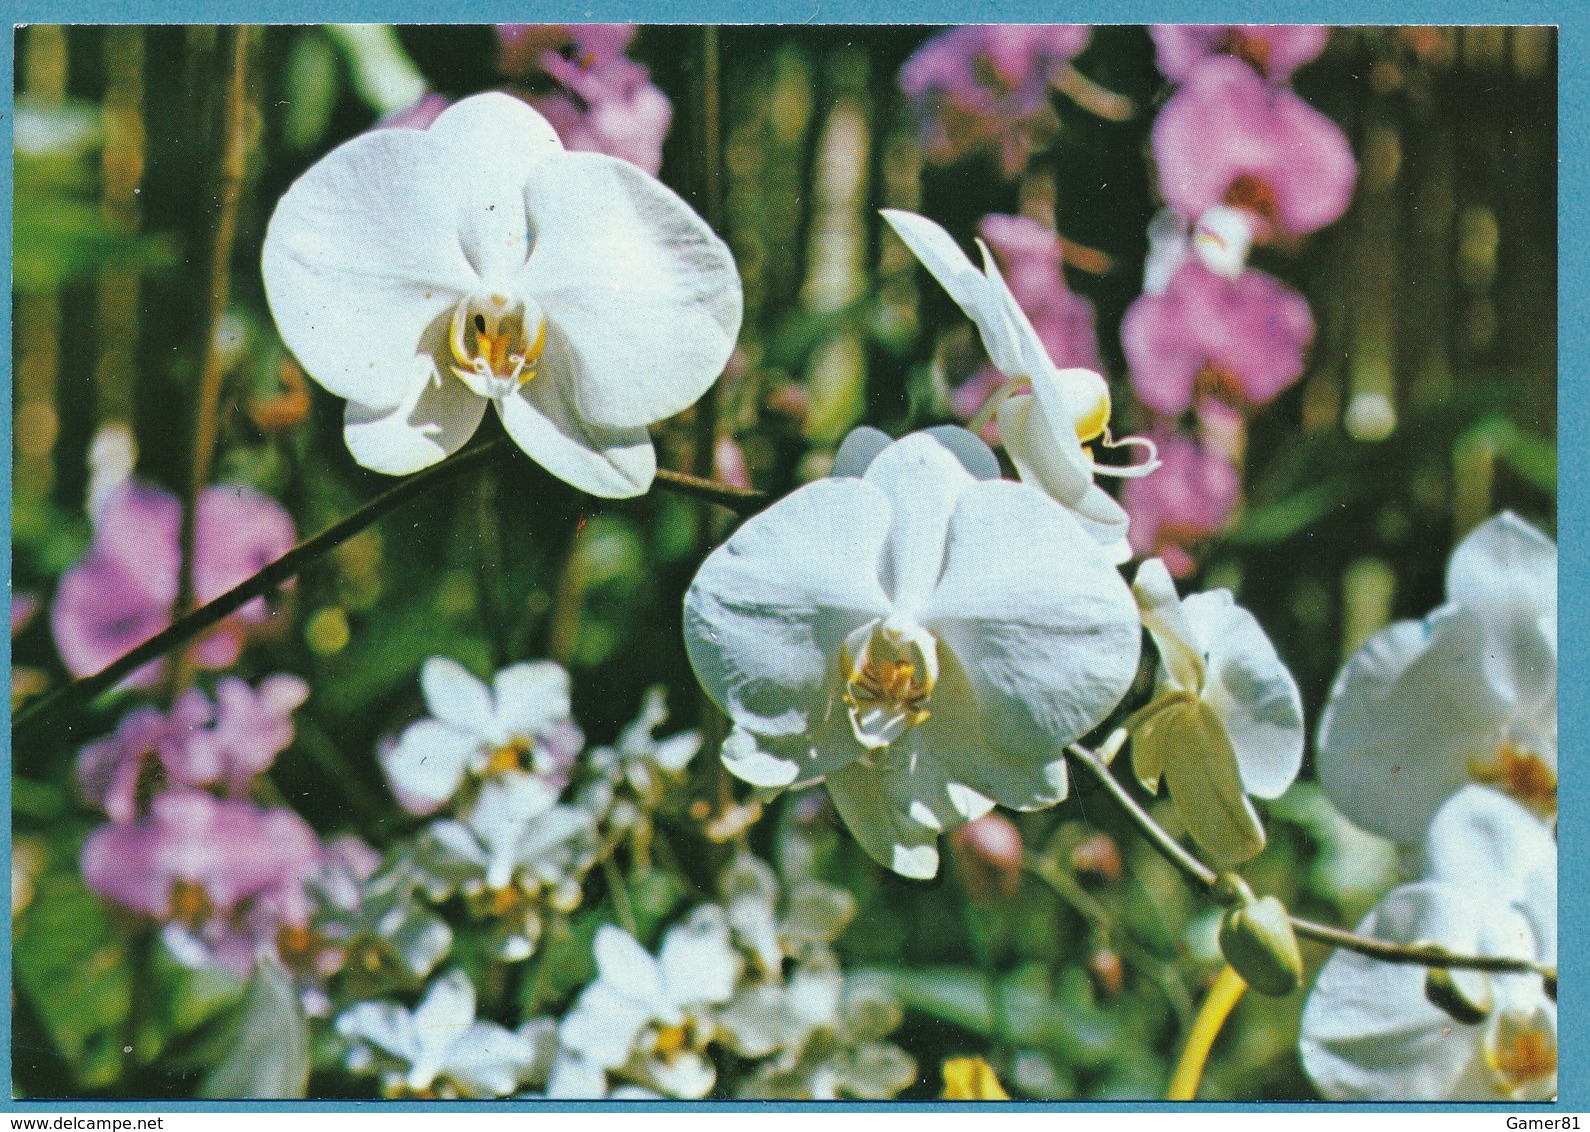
[900, 25, 1091, 177]
[1122, 261, 1314, 416]
[50, 481, 295, 687]
[1150, 25, 1330, 84]
[1122, 432, 1241, 577]
[1152, 56, 1355, 240]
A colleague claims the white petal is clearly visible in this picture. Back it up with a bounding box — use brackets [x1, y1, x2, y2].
[1447, 513, 1557, 716]
[381, 719, 479, 809]
[1446, 512, 1557, 622]
[1133, 558, 1204, 694]
[684, 477, 892, 738]
[558, 980, 653, 1071]
[1300, 883, 1488, 1101]
[421, 657, 499, 742]
[1184, 590, 1305, 800]
[922, 479, 1141, 758]
[1068, 485, 1133, 564]
[824, 759, 944, 880]
[921, 425, 1002, 481]
[1423, 785, 1555, 912]
[412, 970, 479, 1063]
[1315, 610, 1510, 844]
[1143, 208, 1191, 296]
[914, 647, 1068, 811]
[642, 1051, 717, 1099]
[545, 1052, 610, 1098]
[491, 661, 571, 739]
[996, 391, 1094, 510]
[659, 906, 742, 1008]
[343, 333, 488, 476]
[518, 152, 741, 430]
[880, 210, 1026, 376]
[468, 773, 559, 852]
[442, 1022, 538, 1097]
[261, 93, 560, 411]
[720, 726, 801, 789]
[832, 427, 894, 478]
[336, 1000, 419, 1064]
[496, 365, 656, 498]
[1192, 205, 1256, 278]
[592, 924, 668, 1015]
[861, 432, 978, 613]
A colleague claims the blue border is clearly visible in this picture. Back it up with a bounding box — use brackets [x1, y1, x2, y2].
[5, 0, 1581, 1115]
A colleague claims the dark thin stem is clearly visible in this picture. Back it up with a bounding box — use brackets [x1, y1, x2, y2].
[689, 26, 727, 539]
[169, 26, 252, 699]
[12, 441, 764, 745]
[1067, 742, 1218, 891]
[1065, 740, 1550, 981]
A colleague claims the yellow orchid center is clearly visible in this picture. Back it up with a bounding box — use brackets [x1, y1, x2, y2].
[485, 737, 533, 775]
[1487, 1012, 1557, 1098]
[168, 878, 213, 929]
[450, 292, 547, 395]
[842, 618, 939, 749]
[276, 923, 321, 975]
[1468, 740, 1557, 816]
[652, 1022, 691, 1062]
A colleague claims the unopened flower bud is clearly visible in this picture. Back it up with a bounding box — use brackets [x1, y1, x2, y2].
[1069, 833, 1122, 884]
[1089, 947, 1125, 998]
[1425, 967, 1493, 1025]
[951, 814, 1024, 901]
[1218, 894, 1303, 997]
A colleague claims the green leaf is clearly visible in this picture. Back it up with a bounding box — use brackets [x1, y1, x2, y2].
[14, 871, 132, 1089]
[197, 962, 310, 1099]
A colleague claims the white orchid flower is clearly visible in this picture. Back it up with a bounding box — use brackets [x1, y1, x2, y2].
[382, 657, 576, 813]
[262, 93, 742, 496]
[881, 209, 1157, 563]
[1316, 512, 1556, 844]
[1300, 788, 1556, 1101]
[559, 909, 743, 1098]
[420, 773, 597, 961]
[336, 969, 540, 1097]
[1128, 557, 1304, 865]
[685, 428, 1141, 879]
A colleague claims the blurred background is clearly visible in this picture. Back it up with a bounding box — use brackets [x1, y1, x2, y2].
[11, 25, 1556, 1099]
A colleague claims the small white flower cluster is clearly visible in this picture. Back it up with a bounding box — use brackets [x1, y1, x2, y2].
[1301, 514, 1557, 1101]
[531, 854, 914, 1100]
[328, 661, 716, 1097]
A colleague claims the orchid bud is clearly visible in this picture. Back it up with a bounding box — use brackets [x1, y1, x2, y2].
[1069, 832, 1123, 884]
[1219, 893, 1304, 997]
[951, 813, 1024, 901]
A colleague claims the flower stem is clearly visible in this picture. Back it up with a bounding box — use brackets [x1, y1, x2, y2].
[1166, 965, 1247, 1101]
[688, 25, 728, 550]
[1064, 740, 1551, 981]
[12, 442, 765, 746]
[168, 25, 252, 701]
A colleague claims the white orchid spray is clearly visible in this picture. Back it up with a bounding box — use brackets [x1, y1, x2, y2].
[262, 93, 742, 496]
[1316, 512, 1557, 844]
[335, 969, 542, 1098]
[685, 427, 1141, 879]
[1127, 557, 1304, 865]
[558, 908, 744, 1098]
[417, 773, 598, 961]
[1300, 787, 1556, 1101]
[381, 656, 580, 815]
[880, 209, 1158, 563]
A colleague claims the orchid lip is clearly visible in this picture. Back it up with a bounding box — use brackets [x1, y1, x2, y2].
[448, 292, 548, 399]
[841, 616, 939, 750]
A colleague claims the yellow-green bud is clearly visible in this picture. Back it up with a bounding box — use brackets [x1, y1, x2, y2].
[1218, 895, 1304, 997]
[1424, 967, 1493, 1025]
